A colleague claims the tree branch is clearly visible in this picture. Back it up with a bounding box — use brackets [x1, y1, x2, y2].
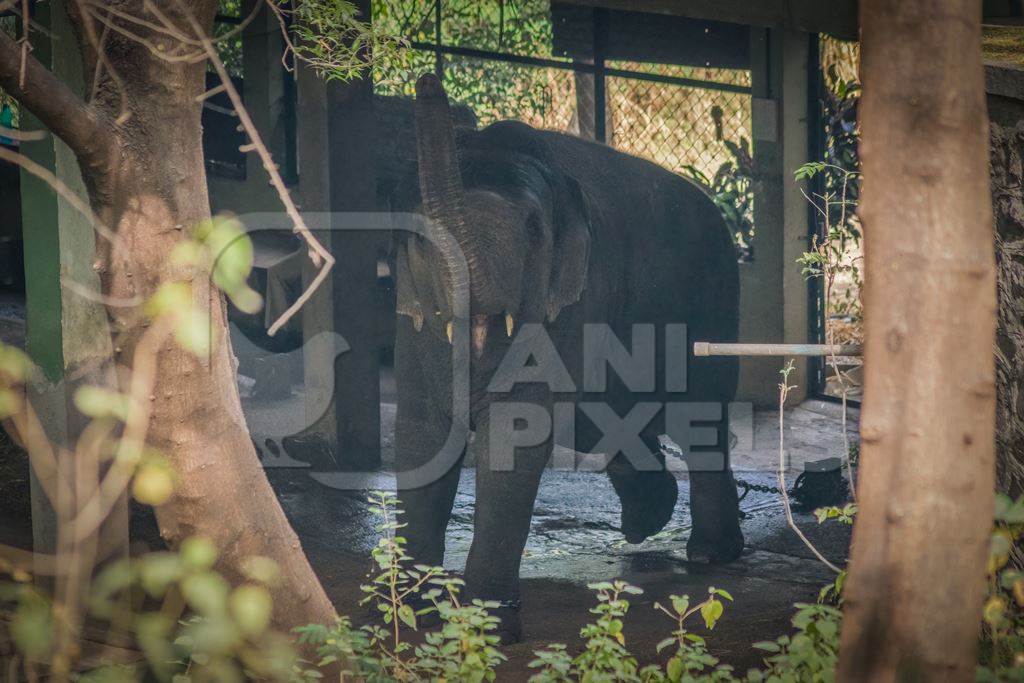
[0, 25, 115, 182]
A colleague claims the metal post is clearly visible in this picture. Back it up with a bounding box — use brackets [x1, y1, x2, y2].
[693, 342, 862, 357]
[592, 8, 607, 144]
[434, 0, 444, 81]
[806, 33, 826, 393]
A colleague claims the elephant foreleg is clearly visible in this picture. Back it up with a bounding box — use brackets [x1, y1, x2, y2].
[464, 396, 553, 643]
[394, 323, 466, 567]
[395, 406, 465, 567]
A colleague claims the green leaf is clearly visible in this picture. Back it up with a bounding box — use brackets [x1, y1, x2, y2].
[133, 462, 175, 506]
[145, 282, 192, 320]
[74, 386, 130, 421]
[139, 552, 181, 597]
[0, 387, 21, 418]
[136, 612, 175, 677]
[700, 598, 724, 630]
[241, 556, 281, 586]
[204, 217, 254, 296]
[670, 595, 689, 615]
[0, 343, 30, 382]
[398, 603, 417, 630]
[230, 286, 263, 315]
[656, 637, 676, 653]
[174, 309, 215, 357]
[90, 558, 135, 617]
[666, 656, 684, 681]
[983, 596, 1007, 627]
[11, 591, 52, 659]
[230, 584, 273, 638]
[169, 241, 203, 268]
[182, 571, 230, 615]
[180, 537, 217, 570]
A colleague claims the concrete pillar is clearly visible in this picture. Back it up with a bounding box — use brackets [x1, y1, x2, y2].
[207, 1, 289, 214]
[19, 0, 124, 572]
[296, 62, 339, 449]
[779, 31, 812, 405]
[241, 0, 288, 194]
[296, 0, 383, 470]
[736, 27, 811, 407]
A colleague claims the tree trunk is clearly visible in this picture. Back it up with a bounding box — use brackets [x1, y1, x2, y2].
[837, 1, 996, 680]
[1, 1, 337, 639]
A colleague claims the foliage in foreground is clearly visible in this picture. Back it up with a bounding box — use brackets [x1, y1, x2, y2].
[978, 495, 1024, 681]
[2, 482, 1023, 681]
[0, 486, 839, 682]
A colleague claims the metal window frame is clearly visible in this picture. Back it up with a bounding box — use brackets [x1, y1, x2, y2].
[418, 0, 751, 148]
[807, 33, 861, 407]
[411, 41, 752, 95]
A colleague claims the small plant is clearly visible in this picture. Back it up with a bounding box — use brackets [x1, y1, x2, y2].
[643, 588, 737, 682]
[795, 159, 861, 505]
[751, 603, 842, 682]
[813, 503, 858, 526]
[530, 580, 645, 682]
[295, 491, 506, 681]
[810, 505, 856, 606]
[529, 583, 737, 683]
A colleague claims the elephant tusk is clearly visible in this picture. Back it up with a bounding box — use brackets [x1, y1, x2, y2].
[505, 312, 514, 337]
[446, 321, 453, 344]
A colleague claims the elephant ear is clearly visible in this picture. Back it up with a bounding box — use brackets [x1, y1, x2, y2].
[547, 176, 592, 322]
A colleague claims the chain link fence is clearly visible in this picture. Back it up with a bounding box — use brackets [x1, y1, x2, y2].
[371, 1, 753, 189]
[606, 63, 751, 182]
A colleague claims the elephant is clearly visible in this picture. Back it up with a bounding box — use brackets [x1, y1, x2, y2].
[390, 74, 743, 642]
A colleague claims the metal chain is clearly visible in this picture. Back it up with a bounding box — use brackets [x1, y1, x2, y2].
[735, 477, 782, 502]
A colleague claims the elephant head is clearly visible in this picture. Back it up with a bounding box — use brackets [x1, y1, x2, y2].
[396, 73, 592, 359]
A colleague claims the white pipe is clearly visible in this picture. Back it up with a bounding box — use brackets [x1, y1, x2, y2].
[693, 342, 863, 357]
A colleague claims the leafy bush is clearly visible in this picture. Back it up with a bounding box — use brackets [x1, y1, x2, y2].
[294, 491, 507, 682]
[0, 537, 302, 682]
[749, 603, 841, 683]
[682, 135, 755, 261]
[5, 483, 1024, 681]
[977, 494, 1024, 681]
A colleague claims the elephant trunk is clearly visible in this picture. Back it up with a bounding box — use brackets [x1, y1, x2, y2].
[414, 73, 497, 315]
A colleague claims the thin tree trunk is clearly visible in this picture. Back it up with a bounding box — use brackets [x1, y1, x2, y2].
[1, 1, 337, 640]
[837, 1, 996, 680]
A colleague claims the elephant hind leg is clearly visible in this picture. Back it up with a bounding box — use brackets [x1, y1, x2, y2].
[682, 407, 744, 564]
[606, 433, 678, 544]
[685, 467, 744, 564]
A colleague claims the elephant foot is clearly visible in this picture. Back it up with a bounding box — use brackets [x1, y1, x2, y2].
[686, 487, 745, 563]
[686, 526, 744, 564]
[609, 465, 679, 544]
[492, 604, 522, 645]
